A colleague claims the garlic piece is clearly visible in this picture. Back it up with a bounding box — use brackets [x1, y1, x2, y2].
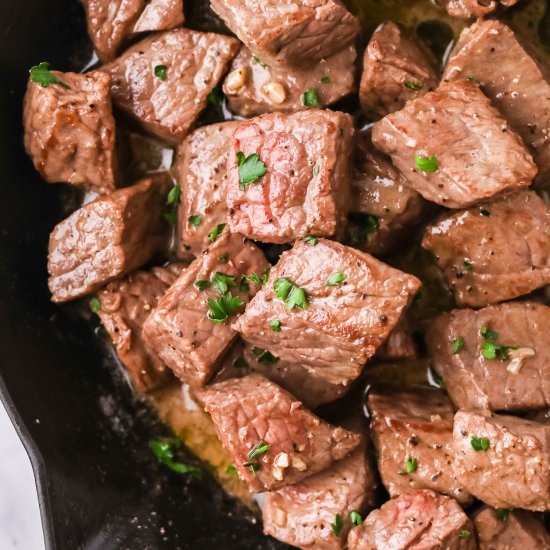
[506, 347, 536, 375]
[225, 67, 248, 91]
[272, 451, 290, 481]
[291, 455, 308, 471]
[261, 81, 286, 104]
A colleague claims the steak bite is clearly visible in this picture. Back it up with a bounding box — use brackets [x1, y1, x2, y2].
[437, 0, 521, 20]
[453, 410, 550, 511]
[223, 45, 356, 118]
[226, 110, 354, 244]
[371, 80, 537, 208]
[233, 239, 421, 386]
[209, 0, 360, 68]
[175, 121, 240, 259]
[214, 340, 347, 410]
[360, 22, 438, 119]
[349, 130, 427, 255]
[103, 29, 240, 143]
[263, 445, 377, 549]
[375, 316, 417, 361]
[347, 489, 476, 550]
[82, 0, 184, 62]
[422, 191, 550, 307]
[199, 374, 361, 492]
[142, 229, 268, 387]
[427, 302, 550, 412]
[96, 264, 183, 393]
[368, 387, 471, 505]
[23, 70, 117, 194]
[443, 20, 550, 184]
[48, 176, 171, 303]
[473, 506, 550, 550]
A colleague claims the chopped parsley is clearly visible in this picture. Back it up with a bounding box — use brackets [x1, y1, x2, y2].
[463, 260, 473, 271]
[164, 183, 181, 226]
[248, 440, 270, 461]
[481, 326, 498, 340]
[399, 457, 417, 475]
[195, 280, 211, 291]
[239, 277, 250, 292]
[219, 254, 229, 264]
[303, 88, 319, 107]
[149, 437, 201, 478]
[207, 292, 243, 324]
[226, 464, 238, 476]
[269, 319, 282, 332]
[415, 154, 439, 173]
[29, 62, 69, 89]
[480, 326, 517, 361]
[258, 350, 279, 364]
[208, 223, 226, 242]
[304, 236, 318, 246]
[452, 336, 464, 355]
[467, 75, 478, 83]
[252, 54, 267, 68]
[208, 85, 224, 106]
[244, 267, 270, 286]
[237, 152, 267, 191]
[331, 514, 343, 537]
[89, 297, 101, 312]
[274, 278, 308, 310]
[471, 436, 490, 452]
[404, 81, 423, 91]
[244, 462, 261, 475]
[212, 272, 237, 294]
[320, 76, 330, 84]
[349, 213, 379, 245]
[459, 530, 471, 538]
[496, 509, 509, 522]
[188, 215, 201, 228]
[350, 511, 362, 527]
[154, 64, 168, 81]
[252, 347, 264, 356]
[326, 272, 346, 286]
[233, 356, 249, 369]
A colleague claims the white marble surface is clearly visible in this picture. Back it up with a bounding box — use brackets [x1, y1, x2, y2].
[0, 401, 44, 549]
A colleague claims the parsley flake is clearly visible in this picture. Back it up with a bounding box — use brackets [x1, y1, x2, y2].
[212, 272, 237, 294]
[208, 223, 226, 242]
[149, 438, 201, 478]
[219, 254, 229, 264]
[471, 436, 490, 452]
[164, 183, 181, 226]
[248, 440, 270, 461]
[195, 280, 211, 291]
[326, 272, 346, 286]
[452, 336, 464, 355]
[399, 456, 417, 475]
[188, 215, 202, 228]
[459, 530, 471, 538]
[258, 350, 279, 364]
[331, 514, 343, 537]
[303, 88, 319, 107]
[304, 236, 318, 246]
[244, 462, 261, 475]
[320, 76, 330, 84]
[496, 509, 509, 522]
[154, 64, 168, 81]
[350, 511, 363, 527]
[226, 464, 238, 476]
[273, 278, 308, 310]
[89, 297, 101, 313]
[208, 85, 224, 106]
[244, 267, 270, 286]
[207, 292, 243, 324]
[252, 54, 267, 68]
[237, 152, 267, 191]
[29, 62, 69, 89]
[404, 81, 423, 91]
[233, 357, 249, 369]
[349, 213, 379, 245]
[415, 154, 439, 173]
[463, 260, 473, 271]
[239, 277, 250, 292]
[269, 319, 282, 332]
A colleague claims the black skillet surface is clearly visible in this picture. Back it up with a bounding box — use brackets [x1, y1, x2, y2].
[0, 0, 287, 548]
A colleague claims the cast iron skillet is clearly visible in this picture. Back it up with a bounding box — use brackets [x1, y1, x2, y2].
[0, 1, 287, 548]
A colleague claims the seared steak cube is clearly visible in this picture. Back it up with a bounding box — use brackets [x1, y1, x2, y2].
[375, 315, 417, 361]
[348, 489, 476, 550]
[142, 229, 268, 387]
[223, 45, 356, 118]
[234, 239, 421, 386]
[422, 191, 550, 307]
[48, 176, 170, 302]
[473, 506, 550, 550]
[103, 29, 239, 142]
[371, 80, 537, 208]
[96, 264, 183, 393]
[360, 22, 438, 119]
[427, 302, 550, 412]
[175, 121, 240, 258]
[443, 20, 550, 183]
[453, 410, 550, 511]
[210, 0, 360, 68]
[199, 374, 361, 492]
[437, 0, 521, 19]
[226, 110, 354, 243]
[263, 445, 377, 549]
[23, 70, 117, 194]
[349, 130, 427, 255]
[368, 387, 471, 505]
[214, 340, 347, 410]
[83, 0, 184, 62]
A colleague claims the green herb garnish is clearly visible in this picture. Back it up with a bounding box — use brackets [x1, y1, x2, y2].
[207, 292, 244, 324]
[269, 320, 282, 332]
[195, 280, 211, 291]
[463, 260, 473, 271]
[303, 88, 319, 107]
[496, 509, 509, 522]
[244, 267, 270, 286]
[404, 81, 423, 91]
[471, 436, 490, 452]
[350, 511, 362, 527]
[208, 85, 224, 106]
[29, 62, 69, 89]
[257, 350, 279, 364]
[149, 438, 201, 478]
[237, 152, 267, 191]
[459, 530, 471, 538]
[212, 272, 237, 294]
[154, 64, 168, 81]
[188, 215, 201, 228]
[226, 464, 238, 476]
[273, 277, 308, 310]
[219, 254, 229, 264]
[415, 154, 439, 173]
[331, 514, 343, 537]
[208, 223, 226, 242]
[304, 236, 318, 246]
[233, 357, 249, 369]
[349, 213, 379, 245]
[252, 54, 267, 68]
[89, 297, 101, 312]
[320, 76, 330, 84]
[399, 457, 417, 475]
[248, 440, 270, 461]
[326, 272, 346, 286]
[452, 336, 464, 355]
